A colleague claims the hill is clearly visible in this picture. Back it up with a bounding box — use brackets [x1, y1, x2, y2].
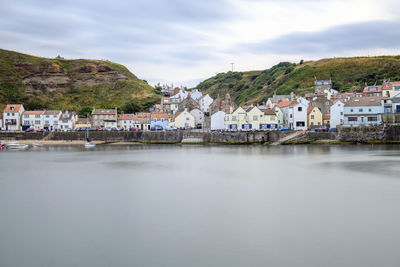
[0, 49, 161, 113]
[195, 56, 400, 105]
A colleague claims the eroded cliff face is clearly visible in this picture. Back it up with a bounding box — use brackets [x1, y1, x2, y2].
[14, 61, 130, 94]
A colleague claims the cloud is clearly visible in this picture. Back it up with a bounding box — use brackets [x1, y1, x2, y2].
[237, 20, 400, 56]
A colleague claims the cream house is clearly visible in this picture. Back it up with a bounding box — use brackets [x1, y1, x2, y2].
[307, 107, 323, 128]
[260, 109, 278, 130]
[225, 107, 247, 131]
[171, 109, 195, 129]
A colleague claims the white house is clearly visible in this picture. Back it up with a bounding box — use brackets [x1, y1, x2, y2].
[330, 100, 344, 128]
[57, 111, 77, 131]
[296, 96, 310, 107]
[288, 102, 308, 130]
[3, 104, 25, 131]
[199, 94, 213, 114]
[211, 110, 225, 131]
[274, 107, 284, 128]
[43, 110, 62, 131]
[190, 108, 204, 128]
[22, 110, 44, 131]
[190, 89, 203, 100]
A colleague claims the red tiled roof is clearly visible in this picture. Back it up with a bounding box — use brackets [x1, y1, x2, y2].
[277, 101, 292, 108]
[92, 109, 117, 115]
[307, 106, 314, 115]
[262, 109, 276, 115]
[118, 114, 134, 120]
[151, 112, 168, 120]
[4, 104, 22, 113]
[24, 110, 44, 115]
[323, 115, 331, 120]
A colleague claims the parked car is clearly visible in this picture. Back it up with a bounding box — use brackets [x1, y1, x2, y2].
[165, 125, 177, 131]
[278, 128, 289, 131]
[130, 127, 137, 131]
[329, 128, 337, 132]
[24, 128, 34, 132]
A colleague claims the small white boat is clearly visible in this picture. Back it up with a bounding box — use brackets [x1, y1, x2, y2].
[85, 142, 96, 148]
[32, 142, 43, 147]
[7, 142, 28, 150]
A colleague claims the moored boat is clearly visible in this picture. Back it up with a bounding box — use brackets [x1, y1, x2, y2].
[7, 142, 28, 150]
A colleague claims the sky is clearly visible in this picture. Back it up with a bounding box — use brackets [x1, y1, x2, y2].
[1, 0, 400, 87]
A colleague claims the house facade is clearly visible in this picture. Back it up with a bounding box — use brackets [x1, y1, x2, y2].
[43, 110, 62, 131]
[118, 114, 135, 130]
[199, 94, 213, 114]
[91, 109, 118, 129]
[343, 97, 383, 127]
[288, 102, 307, 130]
[57, 111, 77, 131]
[150, 112, 168, 130]
[172, 109, 195, 129]
[135, 113, 151, 131]
[190, 109, 204, 128]
[330, 100, 344, 128]
[225, 107, 247, 130]
[307, 107, 323, 128]
[3, 104, 25, 131]
[211, 110, 225, 131]
[22, 111, 44, 131]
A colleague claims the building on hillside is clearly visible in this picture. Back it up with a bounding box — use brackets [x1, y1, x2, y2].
[190, 89, 203, 100]
[288, 102, 307, 130]
[330, 99, 345, 128]
[266, 94, 291, 108]
[91, 108, 118, 129]
[22, 110, 44, 131]
[43, 110, 62, 131]
[150, 112, 168, 130]
[58, 111, 77, 131]
[74, 118, 91, 130]
[199, 94, 213, 114]
[171, 109, 195, 129]
[307, 107, 323, 128]
[210, 110, 225, 131]
[343, 97, 383, 127]
[315, 80, 332, 94]
[118, 114, 135, 130]
[190, 109, 204, 128]
[209, 93, 237, 115]
[3, 104, 25, 131]
[382, 81, 400, 98]
[178, 95, 199, 112]
[363, 85, 382, 97]
[310, 96, 332, 117]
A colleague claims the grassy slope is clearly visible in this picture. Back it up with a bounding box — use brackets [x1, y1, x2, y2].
[0, 48, 161, 111]
[196, 56, 400, 105]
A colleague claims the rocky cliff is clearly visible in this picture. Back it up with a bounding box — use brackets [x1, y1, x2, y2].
[0, 49, 160, 111]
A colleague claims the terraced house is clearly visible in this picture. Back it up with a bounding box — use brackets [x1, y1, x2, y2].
[343, 97, 383, 127]
[91, 108, 118, 129]
[22, 110, 44, 131]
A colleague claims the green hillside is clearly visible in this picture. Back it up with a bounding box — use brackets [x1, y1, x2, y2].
[196, 56, 400, 105]
[0, 48, 161, 113]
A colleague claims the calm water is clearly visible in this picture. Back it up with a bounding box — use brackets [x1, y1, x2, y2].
[1, 144, 400, 267]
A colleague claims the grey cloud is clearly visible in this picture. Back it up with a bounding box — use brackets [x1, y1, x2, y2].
[239, 20, 400, 55]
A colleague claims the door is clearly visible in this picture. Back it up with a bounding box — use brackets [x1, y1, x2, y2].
[397, 105, 400, 113]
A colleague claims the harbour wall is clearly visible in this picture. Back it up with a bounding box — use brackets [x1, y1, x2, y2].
[1, 125, 400, 144]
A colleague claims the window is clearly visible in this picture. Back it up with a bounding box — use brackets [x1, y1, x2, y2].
[35, 120, 41, 124]
[348, 117, 358, 122]
[186, 117, 189, 121]
[232, 116, 237, 121]
[298, 107, 302, 112]
[368, 108, 372, 112]
[253, 115, 258, 121]
[45, 120, 49, 124]
[23, 120, 30, 125]
[290, 114, 293, 118]
[35, 115, 40, 118]
[311, 115, 314, 119]
[350, 109, 353, 112]
[368, 117, 378, 121]
[296, 121, 305, 127]
[46, 115, 50, 118]
[395, 86, 400, 91]
[340, 112, 343, 115]
[359, 108, 363, 112]
[24, 114, 29, 118]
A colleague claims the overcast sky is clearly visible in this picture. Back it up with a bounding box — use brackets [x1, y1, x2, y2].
[1, 0, 400, 87]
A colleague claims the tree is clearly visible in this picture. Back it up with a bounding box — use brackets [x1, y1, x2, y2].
[299, 59, 304, 65]
[122, 100, 140, 113]
[79, 106, 92, 117]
